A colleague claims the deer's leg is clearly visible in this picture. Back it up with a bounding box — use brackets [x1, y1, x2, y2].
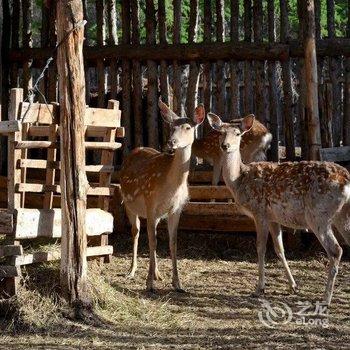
[146, 218, 159, 292]
[254, 218, 269, 296]
[126, 210, 140, 278]
[333, 202, 350, 245]
[168, 210, 184, 292]
[269, 222, 297, 293]
[308, 219, 342, 305]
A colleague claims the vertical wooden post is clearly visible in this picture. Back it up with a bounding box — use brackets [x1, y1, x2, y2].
[215, 0, 225, 118]
[267, 0, 280, 161]
[6, 88, 23, 296]
[48, 0, 57, 102]
[22, 0, 33, 97]
[83, 0, 91, 105]
[280, 0, 295, 160]
[186, 0, 199, 117]
[121, 0, 131, 154]
[158, 0, 170, 146]
[0, 0, 11, 175]
[57, 0, 90, 308]
[327, 0, 341, 146]
[173, 0, 182, 116]
[106, 0, 119, 100]
[253, 0, 265, 124]
[10, 0, 20, 87]
[297, 0, 308, 160]
[131, 0, 143, 147]
[344, 0, 350, 146]
[243, 0, 253, 114]
[230, 0, 239, 120]
[146, 0, 159, 149]
[302, 0, 321, 160]
[203, 0, 212, 133]
[96, 0, 106, 107]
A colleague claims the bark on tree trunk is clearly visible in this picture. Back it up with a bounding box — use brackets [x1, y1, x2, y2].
[57, 0, 90, 312]
[302, 0, 322, 160]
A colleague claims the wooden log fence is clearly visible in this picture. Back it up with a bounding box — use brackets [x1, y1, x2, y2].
[1, 0, 350, 165]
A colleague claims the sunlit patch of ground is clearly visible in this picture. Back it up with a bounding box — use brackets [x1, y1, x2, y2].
[0, 230, 350, 349]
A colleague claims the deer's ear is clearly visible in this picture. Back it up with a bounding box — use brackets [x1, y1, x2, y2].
[207, 112, 223, 131]
[158, 98, 179, 124]
[193, 104, 205, 125]
[240, 114, 255, 134]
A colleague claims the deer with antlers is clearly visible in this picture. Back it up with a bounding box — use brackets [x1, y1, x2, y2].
[119, 99, 205, 292]
[192, 116, 272, 185]
[207, 112, 350, 305]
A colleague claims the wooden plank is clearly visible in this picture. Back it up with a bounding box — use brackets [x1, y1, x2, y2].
[0, 210, 13, 234]
[20, 123, 30, 208]
[184, 202, 243, 216]
[0, 245, 23, 257]
[14, 141, 58, 149]
[8, 89, 24, 211]
[14, 208, 114, 239]
[85, 141, 122, 150]
[22, 0, 33, 97]
[19, 159, 60, 169]
[29, 125, 124, 138]
[0, 120, 21, 134]
[43, 124, 58, 209]
[96, 0, 106, 107]
[20, 102, 58, 124]
[189, 186, 232, 200]
[319, 146, 350, 162]
[173, 215, 255, 232]
[16, 183, 114, 196]
[84, 107, 121, 127]
[0, 266, 21, 278]
[11, 246, 113, 266]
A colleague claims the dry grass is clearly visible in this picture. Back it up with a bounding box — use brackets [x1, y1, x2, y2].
[1, 230, 350, 349]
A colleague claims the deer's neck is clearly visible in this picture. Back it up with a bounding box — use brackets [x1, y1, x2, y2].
[168, 145, 192, 187]
[222, 149, 249, 189]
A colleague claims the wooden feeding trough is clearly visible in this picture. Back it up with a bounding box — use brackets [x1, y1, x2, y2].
[0, 88, 124, 296]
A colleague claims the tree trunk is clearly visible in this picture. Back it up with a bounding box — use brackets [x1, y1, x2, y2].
[302, 0, 321, 160]
[57, 0, 90, 310]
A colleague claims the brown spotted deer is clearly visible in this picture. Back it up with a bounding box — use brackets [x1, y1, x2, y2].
[192, 115, 272, 185]
[120, 99, 205, 292]
[207, 112, 350, 305]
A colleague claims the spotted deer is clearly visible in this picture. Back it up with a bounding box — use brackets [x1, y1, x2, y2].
[192, 115, 272, 185]
[207, 112, 350, 305]
[119, 99, 205, 292]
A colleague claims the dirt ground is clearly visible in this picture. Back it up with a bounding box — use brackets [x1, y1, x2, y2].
[1, 230, 350, 349]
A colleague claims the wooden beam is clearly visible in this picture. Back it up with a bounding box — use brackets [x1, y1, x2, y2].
[0, 209, 13, 234]
[0, 266, 21, 278]
[0, 120, 21, 134]
[188, 186, 232, 200]
[319, 146, 350, 162]
[57, 0, 89, 304]
[0, 245, 23, 257]
[11, 245, 113, 266]
[14, 208, 113, 239]
[9, 39, 350, 64]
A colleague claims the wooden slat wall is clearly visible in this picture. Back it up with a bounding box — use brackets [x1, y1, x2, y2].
[3, 0, 350, 165]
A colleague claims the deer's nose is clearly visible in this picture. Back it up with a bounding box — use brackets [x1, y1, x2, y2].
[221, 143, 230, 151]
[168, 139, 177, 147]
